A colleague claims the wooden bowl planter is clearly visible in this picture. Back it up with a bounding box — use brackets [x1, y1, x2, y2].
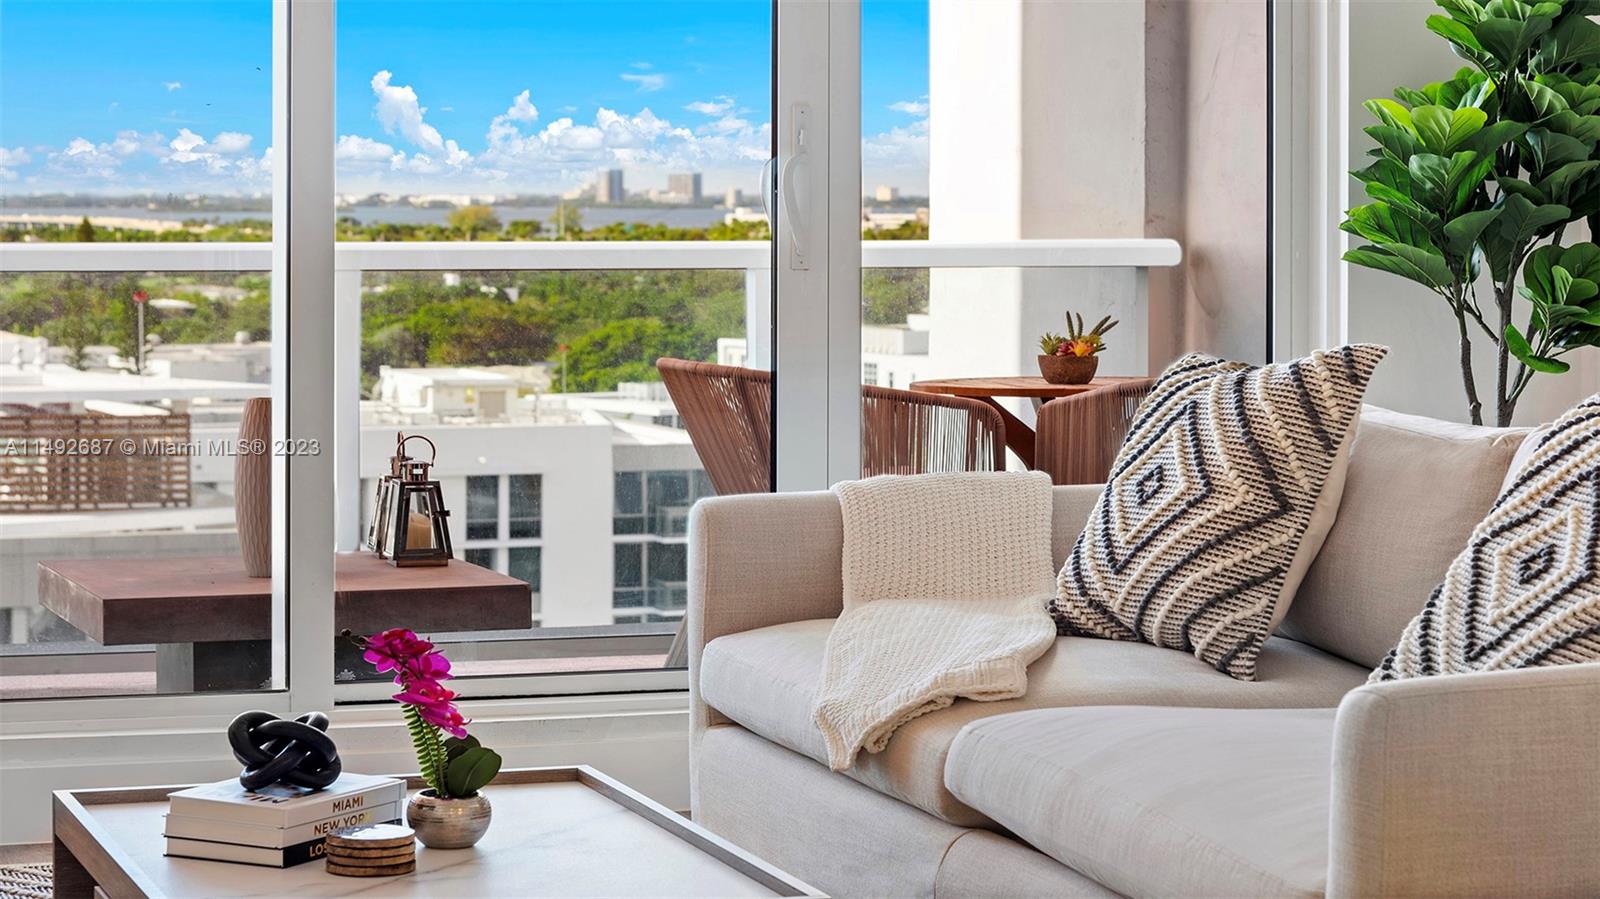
[1038, 354, 1098, 385]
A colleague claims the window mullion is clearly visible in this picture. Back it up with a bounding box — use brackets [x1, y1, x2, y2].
[275, 0, 337, 709]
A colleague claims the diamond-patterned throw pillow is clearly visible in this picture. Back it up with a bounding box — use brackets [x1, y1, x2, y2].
[1050, 345, 1388, 681]
[1372, 393, 1600, 682]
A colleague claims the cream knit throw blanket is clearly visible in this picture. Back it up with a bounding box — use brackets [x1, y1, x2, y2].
[813, 471, 1057, 771]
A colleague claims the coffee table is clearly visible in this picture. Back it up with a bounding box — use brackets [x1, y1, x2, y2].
[53, 766, 824, 898]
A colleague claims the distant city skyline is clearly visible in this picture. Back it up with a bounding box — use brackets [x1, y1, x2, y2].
[0, 1, 931, 197]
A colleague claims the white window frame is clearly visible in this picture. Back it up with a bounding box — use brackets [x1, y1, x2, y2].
[1, 0, 334, 729]
[1270, 0, 1348, 361]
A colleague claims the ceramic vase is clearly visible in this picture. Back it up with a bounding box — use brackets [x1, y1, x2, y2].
[407, 790, 492, 849]
[234, 397, 271, 578]
[1038, 354, 1098, 385]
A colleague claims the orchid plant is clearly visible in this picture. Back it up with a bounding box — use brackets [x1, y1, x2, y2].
[361, 628, 502, 799]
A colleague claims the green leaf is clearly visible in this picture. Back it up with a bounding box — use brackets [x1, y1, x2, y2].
[1365, 124, 1422, 160]
[1381, 241, 1459, 287]
[445, 746, 503, 798]
[1344, 202, 1437, 248]
[1344, 246, 1451, 291]
[1533, 12, 1600, 70]
[1547, 110, 1600, 144]
[1437, 0, 1487, 25]
[1428, 14, 1484, 49]
[1446, 106, 1489, 150]
[443, 734, 481, 762]
[1364, 98, 1414, 130]
[1412, 106, 1455, 153]
[1538, 160, 1600, 203]
[1497, 192, 1572, 247]
[1522, 244, 1568, 302]
[1567, 277, 1600, 303]
[1463, 119, 1528, 154]
[1474, 15, 1554, 67]
[1559, 243, 1600, 281]
[1409, 153, 1456, 209]
[1523, 79, 1570, 118]
[1443, 208, 1504, 255]
[1525, 128, 1592, 171]
[1495, 176, 1549, 203]
[1396, 86, 1434, 109]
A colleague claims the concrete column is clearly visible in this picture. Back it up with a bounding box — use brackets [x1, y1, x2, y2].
[928, 0, 1149, 432]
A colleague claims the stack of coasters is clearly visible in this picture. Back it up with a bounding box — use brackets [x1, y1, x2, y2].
[323, 823, 417, 877]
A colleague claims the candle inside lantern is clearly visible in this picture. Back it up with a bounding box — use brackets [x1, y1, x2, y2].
[406, 511, 434, 550]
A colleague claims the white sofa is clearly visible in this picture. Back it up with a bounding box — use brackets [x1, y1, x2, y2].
[686, 407, 1600, 898]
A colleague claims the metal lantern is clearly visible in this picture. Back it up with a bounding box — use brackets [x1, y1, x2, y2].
[367, 433, 453, 567]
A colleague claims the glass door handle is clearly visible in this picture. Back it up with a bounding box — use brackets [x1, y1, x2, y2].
[778, 102, 811, 270]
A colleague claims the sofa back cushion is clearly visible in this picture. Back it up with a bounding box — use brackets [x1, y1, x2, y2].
[1279, 406, 1529, 667]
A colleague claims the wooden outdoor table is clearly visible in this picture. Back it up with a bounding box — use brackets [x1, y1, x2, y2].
[908, 376, 1137, 469]
[37, 553, 532, 692]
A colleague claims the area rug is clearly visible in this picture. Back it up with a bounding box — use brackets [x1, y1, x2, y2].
[0, 864, 50, 899]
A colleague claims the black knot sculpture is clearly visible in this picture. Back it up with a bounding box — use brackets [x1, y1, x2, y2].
[228, 710, 342, 792]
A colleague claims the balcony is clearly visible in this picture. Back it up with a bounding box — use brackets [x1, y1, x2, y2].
[0, 237, 1178, 699]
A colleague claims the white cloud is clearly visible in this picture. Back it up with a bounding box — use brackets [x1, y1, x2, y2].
[504, 90, 538, 123]
[620, 72, 666, 92]
[686, 96, 736, 116]
[163, 81, 183, 92]
[211, 131, 253, 154]
[0, 146, 31, 180]
[630, 61, 654, 70]
[889, 99, 929, 116]
[335, 134, 396, 162]
[168, 128, 208, 162]
[48, 137, 122, 179]
[706, 114, 751, 135]
[370, 70, 448, 157]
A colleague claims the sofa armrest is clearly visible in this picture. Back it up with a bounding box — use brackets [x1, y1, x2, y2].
[687, 489, 843, 713]
[1328, 663, 1600, 898]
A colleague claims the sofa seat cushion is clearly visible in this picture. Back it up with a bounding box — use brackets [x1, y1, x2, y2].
[700, 618, 1366, 826]
[946, 706, 1335, 899]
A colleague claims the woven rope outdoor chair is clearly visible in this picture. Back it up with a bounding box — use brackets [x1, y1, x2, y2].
[1033, 377, 1156, 485]
[655, 357, 1006, 667]
[656, 357, 1006, 494]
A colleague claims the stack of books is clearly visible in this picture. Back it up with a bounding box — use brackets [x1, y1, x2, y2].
[163, 773, 406, 867]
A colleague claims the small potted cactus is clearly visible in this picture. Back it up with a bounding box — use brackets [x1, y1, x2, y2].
[1038, 313, 1117, 384]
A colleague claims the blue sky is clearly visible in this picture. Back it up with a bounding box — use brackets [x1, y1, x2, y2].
[0, 0, 930, 197]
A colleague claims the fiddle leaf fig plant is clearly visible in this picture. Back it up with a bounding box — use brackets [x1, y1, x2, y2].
[1342, 0, 1600, 425]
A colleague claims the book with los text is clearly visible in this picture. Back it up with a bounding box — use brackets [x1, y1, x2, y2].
[163, 799, 402, 848]
[162, 826, 396, 869]
[166, 773, 405, 829]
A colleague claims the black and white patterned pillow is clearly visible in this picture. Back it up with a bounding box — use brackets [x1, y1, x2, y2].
[1050, 345, 1388, 680]
[1373, 393, 1600, 681]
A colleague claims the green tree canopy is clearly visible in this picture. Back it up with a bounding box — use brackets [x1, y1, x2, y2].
[448, 205, 502, 240]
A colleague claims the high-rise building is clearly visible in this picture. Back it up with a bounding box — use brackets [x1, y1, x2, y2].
[595, 168, 625, 204]
[668, 172, 703, 203]
[723, 187, 741, 208]
[874, 185, 900, 202]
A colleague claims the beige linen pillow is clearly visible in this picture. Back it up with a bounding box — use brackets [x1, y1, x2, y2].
[1050, 345, 1388, 680]
[1372, 393, 1600, 681]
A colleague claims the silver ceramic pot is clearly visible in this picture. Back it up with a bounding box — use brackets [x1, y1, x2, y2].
[406, 790, 491, 849]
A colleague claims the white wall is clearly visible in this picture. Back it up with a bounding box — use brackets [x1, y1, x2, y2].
[1346, 0, 1598, 425]
[359, 422, 615, 626]
[927, 0, 1150, 426]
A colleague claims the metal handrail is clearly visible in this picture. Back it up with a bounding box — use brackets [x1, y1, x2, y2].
[0, 238, 1182, 273]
